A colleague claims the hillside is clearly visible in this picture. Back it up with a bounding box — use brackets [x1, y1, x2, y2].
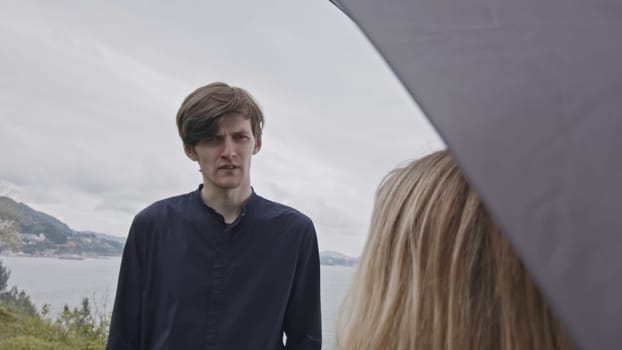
[0, 196, 361, 263]
[0, 197, 71, 245]
[0, 197, 123, 256]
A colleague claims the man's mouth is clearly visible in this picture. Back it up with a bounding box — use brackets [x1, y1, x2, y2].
[218, 165, 238, 170]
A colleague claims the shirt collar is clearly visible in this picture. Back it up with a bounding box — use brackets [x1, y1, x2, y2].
[194, 184, 258, 221]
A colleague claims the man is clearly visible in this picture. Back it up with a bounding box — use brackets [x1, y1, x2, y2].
[107, 82, 322, 349]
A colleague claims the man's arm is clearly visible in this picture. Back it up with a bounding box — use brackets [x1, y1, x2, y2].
[283, 220, 322, 350]
[106, 216, 144, 350]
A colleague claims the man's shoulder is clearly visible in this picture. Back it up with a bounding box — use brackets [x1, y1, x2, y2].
[254, 195, 314, 228]
[134, 191, 195, 222]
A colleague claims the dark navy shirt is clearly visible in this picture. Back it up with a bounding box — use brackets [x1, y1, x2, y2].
[106, 187, 322, 350]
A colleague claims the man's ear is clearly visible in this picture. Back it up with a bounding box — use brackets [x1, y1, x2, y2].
[184, 143, 198, 161]
[253, 136, 262, 155]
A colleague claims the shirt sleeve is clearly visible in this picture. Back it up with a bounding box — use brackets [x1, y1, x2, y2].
[283, 219, 322, 350]
[106, 215, 144, 350]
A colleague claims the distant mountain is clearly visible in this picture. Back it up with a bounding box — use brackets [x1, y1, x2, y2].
[0, 196, 123, 256]
[319, 250, 358, 266]
[0, 196, 361, 262]
[0, 196, 71, 244]
[77, 230, 126, 244]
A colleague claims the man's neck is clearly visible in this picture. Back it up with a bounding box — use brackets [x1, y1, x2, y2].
[201, 185, 252, 224]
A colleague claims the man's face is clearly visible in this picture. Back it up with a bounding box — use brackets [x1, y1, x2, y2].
[184, 113, 261, 192]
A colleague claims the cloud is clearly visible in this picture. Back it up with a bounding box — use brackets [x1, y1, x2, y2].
[0, 0, 444, 255]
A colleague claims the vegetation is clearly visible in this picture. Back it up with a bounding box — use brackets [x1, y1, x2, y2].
[0, 260, 108, 349]
[0, 221, 20, 253]
[0, 261, 8, 292]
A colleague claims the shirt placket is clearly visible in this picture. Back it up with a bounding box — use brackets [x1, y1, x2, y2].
[205, 225, 228, 348]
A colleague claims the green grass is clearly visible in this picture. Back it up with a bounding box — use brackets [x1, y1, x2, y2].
[0, 299, 108, 350]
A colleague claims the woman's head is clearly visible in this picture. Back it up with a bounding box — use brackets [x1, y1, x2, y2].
[337, 150, 572, 350]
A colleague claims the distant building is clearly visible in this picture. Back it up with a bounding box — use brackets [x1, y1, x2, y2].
[20, 233, 47, 242]
[0, 219, 15, 229]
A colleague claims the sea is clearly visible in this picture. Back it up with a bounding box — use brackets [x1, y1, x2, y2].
[0, 256, 353, 350]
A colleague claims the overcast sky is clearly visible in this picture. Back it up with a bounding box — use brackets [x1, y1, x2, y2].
[0, 0, 443, 256]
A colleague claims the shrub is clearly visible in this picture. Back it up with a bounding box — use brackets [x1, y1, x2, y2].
[0, 286, 37, 316]
[0, 259, 108, 349]
[0, 298, 108, 349]
[0, 260, 36, 315]
[0, 260, 9, 292]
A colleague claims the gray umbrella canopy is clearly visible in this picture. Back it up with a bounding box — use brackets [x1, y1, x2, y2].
[330, 0, 622, 349]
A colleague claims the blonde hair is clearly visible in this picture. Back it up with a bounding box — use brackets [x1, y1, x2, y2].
[336, 150, 573, 350]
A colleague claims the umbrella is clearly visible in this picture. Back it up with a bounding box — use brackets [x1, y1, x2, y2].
[329, 1, 622, 349]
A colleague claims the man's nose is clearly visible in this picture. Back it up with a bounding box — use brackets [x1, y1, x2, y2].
[221, 138, 236, 158]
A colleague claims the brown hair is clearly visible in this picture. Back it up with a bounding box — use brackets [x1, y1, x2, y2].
[336, 150, 574, 350]
[176, 82, 264, 147]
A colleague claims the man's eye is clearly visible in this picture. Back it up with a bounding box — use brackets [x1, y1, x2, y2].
[201, 137, 218, 144]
